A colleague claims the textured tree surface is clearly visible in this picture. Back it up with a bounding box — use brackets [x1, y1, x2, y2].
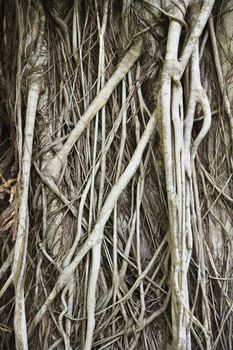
[0, 0, 232, 349]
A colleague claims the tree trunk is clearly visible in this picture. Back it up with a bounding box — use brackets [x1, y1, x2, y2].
[0, 0, 232, 349]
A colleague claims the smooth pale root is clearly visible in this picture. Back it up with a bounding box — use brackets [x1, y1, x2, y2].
[28, 114, 156, 336]
[84, 5, 109, 348]
[179, 0, 216, 76]
[44, 40, 142, 180]
[209, 16, 233, 144]
[12, 82, 41, 350]
[84, 242, 101, 350]
[159, 2, 216, 349]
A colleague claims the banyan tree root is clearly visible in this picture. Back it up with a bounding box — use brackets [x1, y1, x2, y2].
[158, 1, 214, 348]
[0, 1, 232, 349]
[12, 6, 47, 349]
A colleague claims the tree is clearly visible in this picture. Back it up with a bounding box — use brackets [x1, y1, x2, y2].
[0, 0, 232, 349]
